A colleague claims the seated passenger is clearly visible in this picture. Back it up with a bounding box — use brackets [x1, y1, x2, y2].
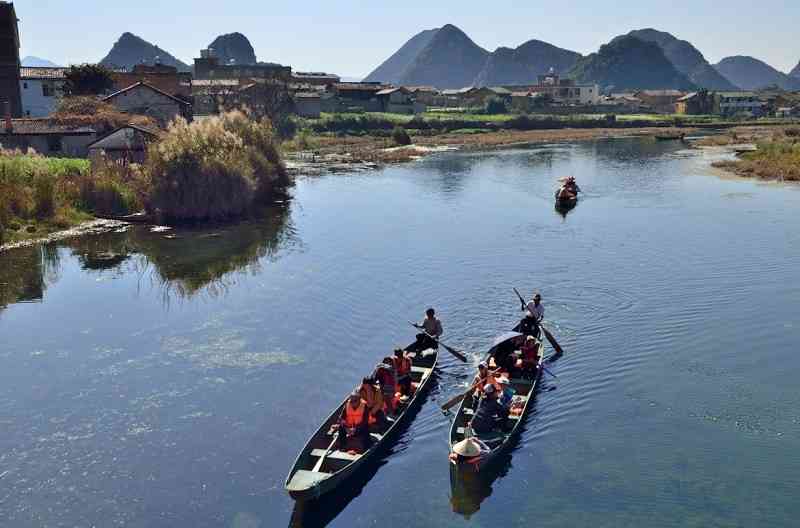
[359, 376, 386, 427]
[497, 377, 516, 410]
[392, 347, 413, 396]
[373, 357, 397, 416]
[450, 436, 491, 466]
[472, 363, 500, 397]
[338, 390, 370, 451]
[469, 384, 509, 436]
[516, 335, 541, 375]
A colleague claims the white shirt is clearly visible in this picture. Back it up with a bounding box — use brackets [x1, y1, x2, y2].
[526, 301, 544, 321]
[421, 317, 443, 338]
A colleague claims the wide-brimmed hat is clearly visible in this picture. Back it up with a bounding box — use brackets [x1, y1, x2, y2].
[452, 438, 482, 457]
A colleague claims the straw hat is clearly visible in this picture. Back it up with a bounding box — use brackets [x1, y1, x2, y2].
[452, 438, 482, 457]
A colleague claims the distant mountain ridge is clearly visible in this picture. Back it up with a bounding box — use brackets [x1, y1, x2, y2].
[714, 56, 800, 91]
[568, 35, 697, 91]
[364, 24, 581, 89]
[791, 61, 800, 79]
[208, 33, 257, 65]
[474, 40, 581, 86]
[620, 29, 738, 90]
[100, 32, 190, 72]
[363, 28, 439, 85]
[21, 56, 61, 67]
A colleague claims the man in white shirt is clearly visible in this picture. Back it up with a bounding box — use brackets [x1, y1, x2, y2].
[520, 293, 544, 338]
[413, 308, 443, 351]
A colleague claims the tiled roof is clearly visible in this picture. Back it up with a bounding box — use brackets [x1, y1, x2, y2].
[376, 87, 410, 96]
[1, 119, 95, 135]
[20, 67, 68, 80]
[192, 79, 240, 87]
[636, 90, 685, 97]
[334, 83, 387, 92]
[103, 81, 191, 106]
[294, 92, 321, 99]
[676, 92, 698, 102]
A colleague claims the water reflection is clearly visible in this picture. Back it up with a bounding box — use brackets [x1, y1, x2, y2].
[0, 244, 59, 315]
[132, 203, 296, 300]
[0, 202, 296, 313]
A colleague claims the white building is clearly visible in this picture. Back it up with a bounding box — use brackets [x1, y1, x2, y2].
[20, 67, 68, 117]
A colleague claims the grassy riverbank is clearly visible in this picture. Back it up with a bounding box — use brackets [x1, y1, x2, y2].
[1, 111, 289, 248]
[697, 125, 800, 181]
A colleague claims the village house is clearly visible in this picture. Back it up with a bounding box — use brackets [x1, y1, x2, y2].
[507, 70, 600, 106]
[19, 67, 67, 117]
[102, 81, 192, 124]
[510, 91, 546, 113]
[291, 71, 340, 88]
[440, 86, 511, 108]
[713, 92, 765, 117]
[87, 124, 160, 166]
[775, 106, 800, 118]
[0, 2, 22, 117]
[0, 117, 96, 157]
[674, 91, 714, 115]
[375, 87, 425, 114]
[406, 86, 440, 106]
[293, 92, 322, 118]
[193, 48, 291, 81]
[191, 79, 240, 116]
[110, 63, 192, 99]
[633, 90, 686, 114]
[323, 82, 388, 112]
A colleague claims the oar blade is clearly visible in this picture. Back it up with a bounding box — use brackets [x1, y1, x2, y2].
[542, 326, 564, 356]
[442, 343, 467, 362]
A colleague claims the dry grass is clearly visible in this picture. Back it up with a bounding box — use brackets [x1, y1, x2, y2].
[51, 96, 159, 135]
[713, 140, 800, 181]
[146, 110, 289, 222]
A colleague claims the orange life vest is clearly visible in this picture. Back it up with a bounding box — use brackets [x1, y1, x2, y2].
[343, 401, 366, 428]
[393, 355, 412, 377]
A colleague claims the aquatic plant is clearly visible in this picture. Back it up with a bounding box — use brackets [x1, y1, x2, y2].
[145, 110, 289, 222]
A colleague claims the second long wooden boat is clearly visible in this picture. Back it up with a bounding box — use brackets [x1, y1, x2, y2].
[448, 331, 544, 473]
[285, 340, 438, 500]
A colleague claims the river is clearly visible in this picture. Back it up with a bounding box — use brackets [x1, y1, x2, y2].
[1, 137, 799, 527]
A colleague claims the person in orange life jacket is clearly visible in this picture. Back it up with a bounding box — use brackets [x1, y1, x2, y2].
[359, 376, 386, 427]
[472, 362, 499, 398]
[338, 391, 370, 451]
[392, 347, 413, 396]
[413, 308, 443, 350]
[373, 357, 397, 415]
[516, 335, 541, 375]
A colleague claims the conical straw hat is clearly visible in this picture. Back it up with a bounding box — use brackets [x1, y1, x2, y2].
[453, 438, 481, 457]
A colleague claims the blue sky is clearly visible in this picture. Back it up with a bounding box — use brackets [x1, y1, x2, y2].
[15, 0, 800, 76]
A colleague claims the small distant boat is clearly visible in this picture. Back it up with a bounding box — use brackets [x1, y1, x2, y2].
[448, 330, 544, 473]
[285, 340, 438, 500]
[654, 132, 686, 141]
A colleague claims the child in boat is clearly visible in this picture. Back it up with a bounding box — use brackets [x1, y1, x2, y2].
[359, 377, 386, 427]
[337, 391, 371, 452]
[392, 347, 413, 396]
[373, 357, 397, 416]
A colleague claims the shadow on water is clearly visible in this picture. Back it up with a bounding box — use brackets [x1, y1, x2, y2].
[288, 374, 439, 528]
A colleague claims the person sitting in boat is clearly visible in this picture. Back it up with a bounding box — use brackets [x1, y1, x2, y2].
[359, 376, 386, 427]
[472, 363, 500, 397]
[469, 384, 509, 437]
[412, 308, 443, 351]
[515, 335, 541, 376]
[450, 436, 491, 467]
[338, 390, 371, 451]
[565, 176, 581, 194]
[392, 347, 413, 396]
[373, 357, 397, 416]
[497, 377, 516, 410]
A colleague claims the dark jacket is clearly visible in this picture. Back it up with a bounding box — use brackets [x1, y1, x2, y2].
[470, 396, 508, 434]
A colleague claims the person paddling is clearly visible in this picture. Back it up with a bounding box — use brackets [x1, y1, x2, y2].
[413, 308, 443, 350]
[519, 293, 544, 338]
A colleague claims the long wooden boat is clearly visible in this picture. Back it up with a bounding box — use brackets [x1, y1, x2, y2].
[285, 340, 438, 499]
[448, 331, 543, 473]
[654, 133, 685, 141]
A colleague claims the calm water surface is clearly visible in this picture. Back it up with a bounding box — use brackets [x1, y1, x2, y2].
[1, 138, 799, 527]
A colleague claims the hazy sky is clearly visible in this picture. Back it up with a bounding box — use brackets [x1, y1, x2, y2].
[15, 0, 800, 76]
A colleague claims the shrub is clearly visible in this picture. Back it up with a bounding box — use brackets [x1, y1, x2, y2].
[392, 126, 412, 146]
[33, 170, 56, 219]
[784, 127, 800, 138]
[145, 110, 289, 222]
[484, 97, 509, 115]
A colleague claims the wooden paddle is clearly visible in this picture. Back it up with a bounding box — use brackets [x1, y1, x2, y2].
[512, 287, 564, 356]
[312, 434, 338, 472]
[408, 322, 467, 362]
[440, 368, 503, 411]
